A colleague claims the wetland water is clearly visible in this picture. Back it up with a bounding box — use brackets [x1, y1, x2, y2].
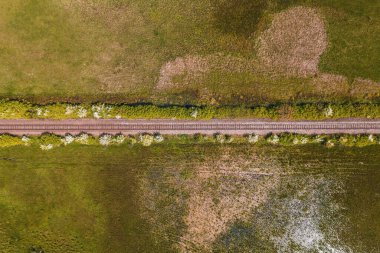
[0, 144, 378, 252]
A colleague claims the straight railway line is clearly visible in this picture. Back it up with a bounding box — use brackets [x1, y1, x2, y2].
[0, 119, 379, 135]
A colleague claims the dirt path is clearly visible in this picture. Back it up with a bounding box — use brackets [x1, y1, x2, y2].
[0, 119, 379, 135]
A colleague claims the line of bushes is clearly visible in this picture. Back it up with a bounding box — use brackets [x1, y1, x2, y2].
[0, 100, 380, 120]
[189, 133, 380, 148]
[0, 133, 165, 150]
[0, 133, 378, 150]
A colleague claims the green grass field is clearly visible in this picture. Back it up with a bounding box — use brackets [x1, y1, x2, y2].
[1, 2, 379, 252]
[0, 0, 379, 103]
[0, 143, 379, 252]
[0, 145, 174, 253]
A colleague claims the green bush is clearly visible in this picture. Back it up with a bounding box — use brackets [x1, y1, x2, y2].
[37, 134, 63, 146]
[338, 134, 378, 147]
[74, 133, 97, 145]
[0, 135, 25, 147]
[262, 133, 379, 148]
[139, 134, 154, 146]
[0, 100, 31, 119]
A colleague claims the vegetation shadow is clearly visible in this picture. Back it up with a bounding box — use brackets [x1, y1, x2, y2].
[212, 0, 268, 36]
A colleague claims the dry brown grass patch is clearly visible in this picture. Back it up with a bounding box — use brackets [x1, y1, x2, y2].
[156, 55, 210, 90]
[156, 54, 264, 90]
[139, 148, 283, 252]
[58, 0, 130, 30]
[257, 7, 327, 76]
[350, 78, 380, 99]
[179, 150, 281, 252]
[59, 0, 157, 93]
[312, 73, 350, 96]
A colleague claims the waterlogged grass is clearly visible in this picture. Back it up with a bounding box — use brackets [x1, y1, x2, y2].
[212, 145, 380, 252]
[0, 144, 379, 252]
[0, 0, 378, 103]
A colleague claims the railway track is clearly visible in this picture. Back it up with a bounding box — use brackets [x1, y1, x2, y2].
[0, 119, 379, 135]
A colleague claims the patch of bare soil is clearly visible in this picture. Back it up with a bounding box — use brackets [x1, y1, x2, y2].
[257, 7, 327, 76]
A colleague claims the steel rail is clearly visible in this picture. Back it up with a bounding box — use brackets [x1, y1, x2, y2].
[0, 119, 379, 135]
